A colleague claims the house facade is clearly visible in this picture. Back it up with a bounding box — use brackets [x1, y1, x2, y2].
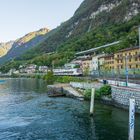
[114, 47, 140, 71]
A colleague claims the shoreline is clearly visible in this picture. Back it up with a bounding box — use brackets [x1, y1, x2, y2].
[1, 77, 140, 113]
[47, 82, 140, 114]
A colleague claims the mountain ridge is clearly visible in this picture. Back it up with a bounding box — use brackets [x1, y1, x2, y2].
[0, 0, 140, 72]
[20, 0, 140, 55]
[0, 27, 50, 64]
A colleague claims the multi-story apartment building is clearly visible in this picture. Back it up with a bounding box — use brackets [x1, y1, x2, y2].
[74, 46, 140, 75]
[90, 54, 105, 75]
[73, 55, 92, 74]
[114, 46, 140, 73]
[99, 54, 114, 71]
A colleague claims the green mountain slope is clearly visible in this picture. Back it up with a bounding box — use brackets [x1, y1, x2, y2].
[0, 0, 140, 72]
[21, 0, 140, 57]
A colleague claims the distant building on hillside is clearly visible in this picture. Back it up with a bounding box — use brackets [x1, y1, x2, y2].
[24, 64, 37, 74]
[9, 69, 16, 75]
[39, 66, 48, 73]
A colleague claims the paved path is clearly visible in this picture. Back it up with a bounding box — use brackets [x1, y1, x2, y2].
[48, 83, 84, 99]
[63, 86, 84, 98]
[99, 79, 140, 90]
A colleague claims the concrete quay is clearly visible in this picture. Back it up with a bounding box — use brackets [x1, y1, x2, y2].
[47, 84, 84, 100]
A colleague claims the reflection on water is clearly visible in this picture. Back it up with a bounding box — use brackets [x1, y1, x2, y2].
[0, 78, 139, 140]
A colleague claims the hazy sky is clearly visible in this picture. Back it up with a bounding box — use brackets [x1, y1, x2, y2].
[0, 0, 83, 42]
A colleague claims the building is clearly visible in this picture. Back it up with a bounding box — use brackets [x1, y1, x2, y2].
[79, 56, 92, 74]
[8, 69, 16, 75]
[39, 66, 48, 73]
[64, 63, 80, 69]
[74, 44, 140, 75]
[90, 54, 105, 74]
[101, 54, 114, 71]
[72, 55, 92, 74]
[114, 46, 140, 74]
[53, 68, 82, 76]
[24, 64, 37, 74]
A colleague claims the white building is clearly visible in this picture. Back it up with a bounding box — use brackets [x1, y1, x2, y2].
[39, 66, 48, 73]
[53, 68, 82, 76]
[64, 63, 80, 69]
[8, 69, 16, 75]
[24, 64, 37, 74]
[90, 54, 105, 74]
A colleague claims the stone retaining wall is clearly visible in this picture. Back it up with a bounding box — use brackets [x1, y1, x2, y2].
[70, 82, 102, 89]
[112, 86, 140, 111]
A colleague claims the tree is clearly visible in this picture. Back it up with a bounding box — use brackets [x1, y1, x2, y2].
[43, 71, 54, 85]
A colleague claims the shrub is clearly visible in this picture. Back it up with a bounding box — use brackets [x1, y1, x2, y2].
[99, 85, 111, 96]
[83, 85, 111, 100]
[43, 71, 54, 85]
[55, 76, 83, 83]
[84, 89, 91, 100]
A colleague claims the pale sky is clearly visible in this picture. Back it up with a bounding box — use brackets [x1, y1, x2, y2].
[0, 0, 84, 42]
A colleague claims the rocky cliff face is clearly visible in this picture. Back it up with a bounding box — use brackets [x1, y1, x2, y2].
[0, 41, 14, 57]
[65, 0, 140, 37]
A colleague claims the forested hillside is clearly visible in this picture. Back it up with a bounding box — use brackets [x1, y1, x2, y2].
[0, 0, 140, 72]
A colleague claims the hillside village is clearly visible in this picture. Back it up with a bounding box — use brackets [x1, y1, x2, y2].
[5, 42, 140, 79]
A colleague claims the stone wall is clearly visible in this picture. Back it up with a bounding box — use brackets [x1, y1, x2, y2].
[112, 86, 140, 111]
[70, 82, 102, 89]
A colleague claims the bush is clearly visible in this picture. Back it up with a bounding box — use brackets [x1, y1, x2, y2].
[43, 71, 54, 85]
[99, 85, 111, 96]
[55, 76, 83, 83]
[84, 89, 91, 100]
[35, 75, 41, 79]
[83, 85, 111, 100]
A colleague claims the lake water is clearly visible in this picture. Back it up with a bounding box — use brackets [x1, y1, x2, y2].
[0, 78, 140, 140]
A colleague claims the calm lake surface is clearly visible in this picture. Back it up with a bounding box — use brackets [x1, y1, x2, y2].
[0, 78, 140, 140]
